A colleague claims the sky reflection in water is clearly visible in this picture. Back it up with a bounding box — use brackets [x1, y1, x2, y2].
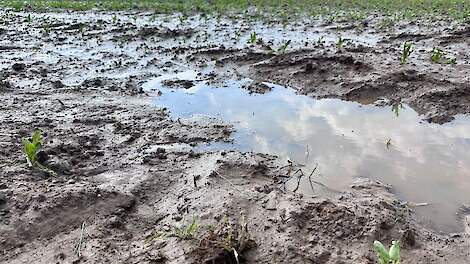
[144, 73, 470, 233]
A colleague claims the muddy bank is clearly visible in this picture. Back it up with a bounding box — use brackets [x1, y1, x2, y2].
[1, 10, 470, 264]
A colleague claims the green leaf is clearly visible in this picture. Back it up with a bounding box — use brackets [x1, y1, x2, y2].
[22, 138, 36, 165]
[374, 240, 390, 263]
[389, 240, 400, 261]
[444, 57, 457, 65]
[31, 129, 42, 147]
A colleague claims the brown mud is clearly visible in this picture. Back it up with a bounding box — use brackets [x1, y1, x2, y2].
[1, 10, 470, 263]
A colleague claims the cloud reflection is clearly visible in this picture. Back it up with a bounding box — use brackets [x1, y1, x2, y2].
[150, 77, 470, 233]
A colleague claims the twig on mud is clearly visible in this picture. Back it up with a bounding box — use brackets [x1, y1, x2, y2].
[308, 163, 318, 193]
[271, 163, 292, 174]
[213, 171, 244, 194]
[56, 98, 67, 107]
[73, 221, 87, 257]
[291, 169, 304, 193]
[406, 202, 430, 207]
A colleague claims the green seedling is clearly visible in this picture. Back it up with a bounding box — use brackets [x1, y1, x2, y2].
[431, 47, 443, 63]
[235, 30, 241, 40]
[392, 102, 404, 117]
[199, 213, 254, 264]
[316, 36, 325, 45]
[179, 14, 187, 24]
[146, 215, 199, 243]
[336, 35, 346, 50]
[444, 57, 457, 65]
[42, 23, 51, 35]
[26, 14, 32, 23]
[173, 215, 199, 239]
[378, 17, 396, 30]
[277, 40, 291, 53]
[327, 12, 338, 23]
[112, 14, 117, 24]
[248, 31, 257, 44]
[79, 23, 86, 35]
[22, 129, 56, 176]
[430, 47, 456, 64]
[373, 240, 400, 264]
[22, 129, 42, 167]
[400, 42, 414, 64]
[347, 10, 365, 21]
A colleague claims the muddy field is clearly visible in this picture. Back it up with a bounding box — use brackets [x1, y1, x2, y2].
[1, 9, 470, 263]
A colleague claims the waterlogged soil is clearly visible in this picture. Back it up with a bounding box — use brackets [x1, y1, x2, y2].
[1, 9, 470, 264]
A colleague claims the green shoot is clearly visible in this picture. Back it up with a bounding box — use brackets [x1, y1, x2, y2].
[79, 23, 86, 35]
[235, 30, 241, 40]
[42, 22, 51, 35]
[221, 218, 235, 252]
[146, 215, 199, 243]
[430, 47, 456, 65]
[248, 31, 257, 44]
[198, 213, 254, 264]
[392, 102, 404, 117]
[378, 17, 396, 30]
[22, 129, 56, 176]
[26, 14, 32, 23]
[444, 57, 457, 65]
[400, 42, 414, 64]
[179, 14, 187, 24]
[22, 129, 42, 167]
[277, 40, 291, 54]
[373, 240, 400, 264]
[112, 14, 117, 24]
[336, 35, 346, 50]
[431, 47, 443, 63]
[173, 215, 199, 239]
[316, 36, 325, 45]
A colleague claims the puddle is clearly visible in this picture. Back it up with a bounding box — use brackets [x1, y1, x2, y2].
[144, 71, 470, 233]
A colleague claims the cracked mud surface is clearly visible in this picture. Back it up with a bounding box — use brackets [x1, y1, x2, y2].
[1, 10, 470, 264]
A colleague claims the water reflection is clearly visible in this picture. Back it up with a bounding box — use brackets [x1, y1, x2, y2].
[144, 74, 470, 233]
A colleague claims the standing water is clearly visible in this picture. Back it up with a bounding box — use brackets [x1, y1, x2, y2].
[143, 71, 470, 233]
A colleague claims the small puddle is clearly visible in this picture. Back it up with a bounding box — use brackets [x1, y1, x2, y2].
[144, 71, 470, 233]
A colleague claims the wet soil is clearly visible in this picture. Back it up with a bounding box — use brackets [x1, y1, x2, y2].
[1, 10, 470, 264]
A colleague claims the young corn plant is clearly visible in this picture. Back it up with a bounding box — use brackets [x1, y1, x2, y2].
[23, 129, 42, 167]
[431, 47, 443, 63]
[173, 215, 199, 240]
[444, 57, 457, 65]
[316, 36, 325, 46]
[42, 22, 51, 35]
[26, 14, 32, 23]
[430, 47, 457, 64]
[179, 14, 188, 24]
[277, 40, 291, 54]
[400, 42, 414, 64]
[248, 31, 257, 44]
[373, 240, 400, 264]
[22, 129, 56, 176]
[198, 213, 255, 264]
[79, 23, 86, 36]
[337, 35, 346, 51]
[145, 215, 199, 243]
